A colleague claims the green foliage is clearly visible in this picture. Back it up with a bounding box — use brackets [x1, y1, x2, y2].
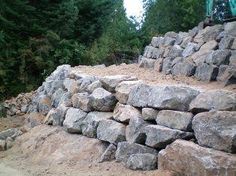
[141, 0, 205, 42]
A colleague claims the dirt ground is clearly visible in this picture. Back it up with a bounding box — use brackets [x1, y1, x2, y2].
[0, 125, 175, 176]
[76, 63, 236, 92]
[0, 115, 25, 132]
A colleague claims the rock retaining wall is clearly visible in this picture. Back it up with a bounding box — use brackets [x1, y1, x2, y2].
[139, 21, 236, 85]
[6, 64, 234, 175]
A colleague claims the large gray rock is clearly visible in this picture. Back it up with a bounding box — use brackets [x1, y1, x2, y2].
[151, 37, 164, 47]
[191, 50, 213, 65]
[72, 92, 92, 112]
[97, 119, 126, 144]
[63, 78, 79, 94]
[219, 36, 234, 49]
[199, 40, 218, 52]
[126, 117, 149, 144]
[192, 111, 236, 153]
[162, 57, 174, 75]
[139, 57, 156, 69]
[113, 103, 141, 123]
[142, 108, 159, 121]
[46, 64, 71, 82]
[172, 60, 196, 77]
[217, 65, 236, 85]
[182, 42, 198, 58]
[224, 21, 236, 37]
[115, 80, 142, 104]
[81, 111, 112, 138]
[37, 95, 52, 116]
[189, 90, 236, 112]
[89, 88, 117, 112]
[63, 108, 87, 133]
[115, 142, 157, 163]
[0, 140, 5, 151]
[205, 50, 231, 66]
[175, 32, 189, 45]
[163, 37, 176, 46]
[126, 153, 157, 170]
[76, 74, 98, 92]
[230, 52, 236, 66]
[44, 104, 69, 126]
[87, 80, 103, 93]
[0, 128, 22, 140]
[100, 75, 137, 92]
[156, 110, 193, 131]
[158, 140, 236, 176]
[181, 36, 193, 48]
[99, 144, 117, 163]
[167, 45, 183, 58]
[145, 125, 193, 149]
[194, 63, 218, 81]
[127, 84, 199, 111]
[143, 46, 164, 59]
[51, 88, 66, 108]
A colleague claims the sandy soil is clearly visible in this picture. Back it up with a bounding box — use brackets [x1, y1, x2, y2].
[0, 116, 25, 132]
[0, 125, 175, 176]
[75, 63, 236, 92]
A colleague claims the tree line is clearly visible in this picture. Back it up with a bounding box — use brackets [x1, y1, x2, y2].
[0, 0, 205, 100]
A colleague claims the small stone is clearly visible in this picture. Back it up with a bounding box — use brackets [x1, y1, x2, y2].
[113, 103, 141, 123]
[99, 144, 117, 163]
[142, 108, 159, 121]
[156, 110, 193, 131]
[63, 108, 87, 133]
[126, 153, 157, 170]
[97, 119, 126, 144]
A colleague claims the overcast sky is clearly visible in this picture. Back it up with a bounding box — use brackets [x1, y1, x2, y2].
[123, 0, 144, 23]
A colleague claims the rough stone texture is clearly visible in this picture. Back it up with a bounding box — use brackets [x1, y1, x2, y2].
[99, 144, 117, 163]
[156, 110, 193, 131]
[189, 90, 236, 112]
[72, 92, 92, 112]
[217, 65, 229, 82]
[182, 42, 198, 58]
[58, 92, 72, 107]
[143, 46, 164, 59]
[190, 50, 213, 65]
[113, 103, 141, 123]
[63, 78, 79, 94]
[89, 88, 117, 112]
[0, 128, 22, 140]
[224, 21, 236, 37]
[167, 45, 183, 58]
[230, 52, 236, 66]
[51, 88, 66, 108]
[139, 57, 156, 69]
[163, 37, 176, 46]
[126, 117, 149, 144]
[194, 63, 218, 81]
[175, 32, 189, 45]
[231, 39, 236, 50]
[127, 84, 199, 111]
[44, 104, 68, 126]
[115, 142, 157, 163]
[172, 61, 196, 77]
[192, 111, 236, 153]
[205, 50, 231, 66]
[199, 40, 218, 52]
[151, 37, 164, 47]
[26, 112, 45, 128]
[158, 140, 236, 176]
[142, 108, 159, 121]
[63, 108, 87, 133]
[81, 111, 112, 138]
[87, 80, 102, 93]
[181, 36, 193, 48]
[162, 57, 174, 75]
[145, 125, 193, 149]
[37, 95, 52, 116]
[115, 80, 142, 104]
[46, 64, 71, 82]
[97, 119, 126, 144]
[218, 66, 236, 86]
[126, 153, 157, 171]
[219, 36, 234, 49]
[0, 139, 5, 151]
[100, 75, 137, 92]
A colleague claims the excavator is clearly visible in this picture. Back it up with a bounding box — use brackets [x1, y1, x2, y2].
[207, 0, 236, 22]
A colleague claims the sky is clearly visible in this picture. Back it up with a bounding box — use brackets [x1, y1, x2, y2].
[123, 0, 144, 23]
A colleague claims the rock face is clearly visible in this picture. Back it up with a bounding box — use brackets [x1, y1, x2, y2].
[194, 63, 219, 81]
[100, 75, 137, 92]
[189, 90, 236, 112]
[0, 128, 22, 140]
[156, 110, 193, 131]
[126, 153, 157, 170]
[126, 117, 148, 144]
[63, 108, 87, 133]
[89, 88, 117, 112]
[127, 84, 199, 111]
[44, 105, 68, 126]
[81, 111, 113, 138]
[142, 108, 159, 121]
[192, 111, 236, 153]
[158, 140, 236, 176]
[99, 144, 117, 163]
[115, 81, 142, 104]
[144, 125, 193, 149]
[113, 103, 141, 123]
[115, 142, 157, 163]
[72, 92, 92, 112]
[97, 120, 126, 144]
